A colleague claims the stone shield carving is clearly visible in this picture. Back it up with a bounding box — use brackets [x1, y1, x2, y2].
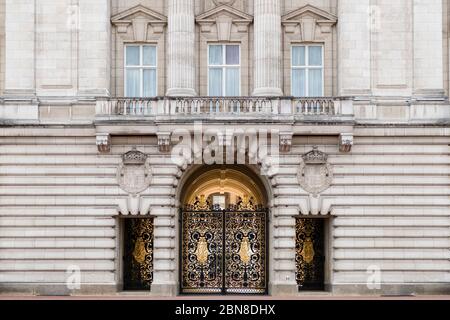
[117, 149, 152, 195]
[298, 146, 333, 196]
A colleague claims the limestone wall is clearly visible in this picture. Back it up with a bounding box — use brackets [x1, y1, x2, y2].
[0, 127, 448, 295]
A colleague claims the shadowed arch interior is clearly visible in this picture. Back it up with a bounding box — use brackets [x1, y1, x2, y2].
[180, 165, 269, 207]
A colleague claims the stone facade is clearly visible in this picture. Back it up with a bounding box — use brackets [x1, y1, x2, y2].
[0, 0, 449, 296]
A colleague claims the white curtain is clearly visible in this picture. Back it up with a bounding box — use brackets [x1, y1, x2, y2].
[143, 46, 156, 66]
[309, 69, 323, 97]
[209, 68, 222, 96]
[225, 68, 239, 96]
[292, 46, 305, 66]
[292, 69, 306, 97]
[126, 69, 140, 97]
[143, 69, 156, 97]
[308, 46, 322, 66]
[209, 45, 222, 65]
[126, 46, 140, 66]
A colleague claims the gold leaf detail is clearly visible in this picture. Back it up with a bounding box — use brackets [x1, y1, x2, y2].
[302, 237, 315, 264]
[196, 236, 209, 265]
[239, 236, 252, 264]
[132, 237, 147, 264]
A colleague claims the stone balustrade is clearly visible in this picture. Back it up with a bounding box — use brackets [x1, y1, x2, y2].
[95, 96, 353, 119]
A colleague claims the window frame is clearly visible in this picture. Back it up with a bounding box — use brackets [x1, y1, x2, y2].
[124, 44, 158, 98]
[207, 44, 241, 97]
[291, 44, 324, 97]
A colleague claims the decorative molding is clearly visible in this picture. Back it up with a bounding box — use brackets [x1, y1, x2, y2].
[96, 133, 111, 153]
[282, 4, 337, 41]
[117, 148, 152, 195]
[279, 132, 293, 152]
[196, 4, 253, 36]
[339, 133, 354, 153]
[111, 4, 167, 40]
[302, 146, 328, 164]
[298, 146, 333, 197]
[157, 132, 172, 153]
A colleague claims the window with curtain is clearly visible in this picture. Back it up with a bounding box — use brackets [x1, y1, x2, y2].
[125, 45, 157, 97]
[208, 44, 240, 96]
[291, 45, 324, 97]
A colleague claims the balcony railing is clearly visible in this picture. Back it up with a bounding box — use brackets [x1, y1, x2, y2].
[95, 96, 353, 119]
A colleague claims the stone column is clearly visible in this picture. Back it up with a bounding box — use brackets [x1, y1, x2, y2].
[337, 0, 371, 96]
[4, 0, 35, 96]
[166, 0, 196, 96]
[413, 0, 444, 97]
[252, 0, 283, 96]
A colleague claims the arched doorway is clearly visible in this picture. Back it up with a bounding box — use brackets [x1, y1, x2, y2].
[179, 165, 269, 295]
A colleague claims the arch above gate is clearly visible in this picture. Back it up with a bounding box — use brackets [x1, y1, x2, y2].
[179, 165, 270, 208]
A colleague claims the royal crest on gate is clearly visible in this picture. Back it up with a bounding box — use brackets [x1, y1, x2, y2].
[298, 146, 333, 196]
[117, 148, 151, 195]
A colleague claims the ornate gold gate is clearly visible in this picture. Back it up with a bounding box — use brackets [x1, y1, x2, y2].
[181, 199, 267, 294]
[295, 218, 325, 290]
[123, 218, 154, 290]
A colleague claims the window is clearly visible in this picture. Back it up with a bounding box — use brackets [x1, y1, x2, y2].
[291, 45, 324, 97]
[212, 195, 226, 210]
[208, 44, 240, 96]
[125, 45, 157, 97]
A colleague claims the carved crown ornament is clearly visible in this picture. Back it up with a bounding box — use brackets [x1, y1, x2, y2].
[196, 5, 253, 41]
[111, 5, 167, 42]
[117, 148, 152, 195]
[298, 146, 333, 197]
[282, 5, 337, 42]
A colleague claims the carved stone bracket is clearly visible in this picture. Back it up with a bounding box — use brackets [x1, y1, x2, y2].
[117, 194, 152, 216]
[279, 132, 293, 152]
[339, 133, 354, 153]
[96, 133, 111, 153]
[157, 132, 172, 153]
[298, 195, 333, 216]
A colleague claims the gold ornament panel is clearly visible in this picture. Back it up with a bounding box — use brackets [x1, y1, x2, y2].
[295, 218, 325, 291]
[123, 218, 154, 290]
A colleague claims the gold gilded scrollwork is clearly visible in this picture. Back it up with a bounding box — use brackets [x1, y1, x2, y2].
[238, 235, 252, 265]
[195, 235, 209, 265]
[301, 237, 315, 264]
[295, 218, 325, 290]
[124, 218, 154, 290]
[132, 236, 147, 264]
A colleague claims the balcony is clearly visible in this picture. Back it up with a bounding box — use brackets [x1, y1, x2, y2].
[95, 96, 354, 123]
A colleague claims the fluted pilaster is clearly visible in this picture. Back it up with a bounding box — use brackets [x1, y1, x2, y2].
[253, 0, 283, 96]
[166, 0, 196, 96]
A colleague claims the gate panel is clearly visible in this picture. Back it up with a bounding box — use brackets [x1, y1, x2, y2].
[224, 210, 267, 294]
[123, 218, 154, 290]
[295, 218, 325, 291]
[181, 210, 224, 293]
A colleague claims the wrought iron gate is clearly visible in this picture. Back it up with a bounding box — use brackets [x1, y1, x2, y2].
[123, 218, 154, 290]
[295, 218, 325, 291]
[181, 202, 267, 294]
